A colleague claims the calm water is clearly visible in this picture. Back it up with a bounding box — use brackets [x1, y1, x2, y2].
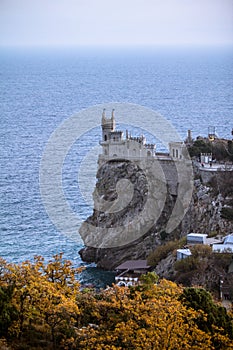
[0, 47, 233, 285]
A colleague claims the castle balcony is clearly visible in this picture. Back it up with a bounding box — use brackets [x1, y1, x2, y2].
[99, 141, 108, 145]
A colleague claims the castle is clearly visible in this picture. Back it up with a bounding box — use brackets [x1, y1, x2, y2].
[99, 109, 186, 163]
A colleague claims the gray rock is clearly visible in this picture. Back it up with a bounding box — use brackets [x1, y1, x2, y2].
[79, 160, 233, 269]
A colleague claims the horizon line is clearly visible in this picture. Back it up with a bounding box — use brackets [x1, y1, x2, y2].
[1, 43, 233, 50]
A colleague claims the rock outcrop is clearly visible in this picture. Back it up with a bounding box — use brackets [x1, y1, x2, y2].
[79, 159, 233, 270]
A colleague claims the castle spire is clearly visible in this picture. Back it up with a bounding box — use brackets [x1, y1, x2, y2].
[102, 108, 106, 125]
[111, 109, 116, 130]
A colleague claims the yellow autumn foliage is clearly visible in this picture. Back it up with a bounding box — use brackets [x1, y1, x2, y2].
[0, 255, 232, 350]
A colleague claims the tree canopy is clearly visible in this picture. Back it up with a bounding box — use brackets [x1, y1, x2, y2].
[0, 255, 232, 349]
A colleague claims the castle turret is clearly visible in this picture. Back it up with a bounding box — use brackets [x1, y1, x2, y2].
[111, 108, 115, 120]
[101, 109, 116, 142]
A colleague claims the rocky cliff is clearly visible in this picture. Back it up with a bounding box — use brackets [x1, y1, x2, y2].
[79, 159, 233, 270]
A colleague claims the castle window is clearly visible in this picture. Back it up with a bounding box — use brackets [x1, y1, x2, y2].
[104, 135, 107, 141]
[176, 149, 178, 158]
[173, 149, 175, 157]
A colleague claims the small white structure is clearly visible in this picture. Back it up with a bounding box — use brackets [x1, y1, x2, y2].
[200, 153, 212, 164]
[223, 234, 233, 245]
[177, 248, 192, 260]
[205, 237, 222, 246]
[187, 233, 208, 245]
[212, 244, 233, 253]
[212, 234, 233, 253]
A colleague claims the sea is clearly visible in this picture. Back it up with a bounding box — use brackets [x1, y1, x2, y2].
[1, 46, 233, 286]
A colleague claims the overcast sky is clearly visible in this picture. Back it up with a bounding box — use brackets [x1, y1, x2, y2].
[0, 0, 233, 47]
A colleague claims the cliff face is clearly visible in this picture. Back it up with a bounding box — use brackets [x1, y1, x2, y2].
[79, 160, 233, 270]
[182, 162, 233, 235]
[181, 180, 233, 235]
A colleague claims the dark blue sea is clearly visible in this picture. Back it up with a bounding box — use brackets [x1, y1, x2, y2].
[1, 47, 233, 286]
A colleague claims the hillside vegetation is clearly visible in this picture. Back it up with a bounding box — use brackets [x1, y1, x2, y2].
[188, 138, 233, 162]
[148, 239, 233, 297]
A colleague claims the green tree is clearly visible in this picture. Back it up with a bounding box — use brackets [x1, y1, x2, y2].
[0, 285, 18, 338]
[188, 139, 211, 158]
[180, 287, 233, 348]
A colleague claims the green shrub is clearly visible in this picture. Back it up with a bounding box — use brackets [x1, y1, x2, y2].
[160, 230, 168, 240]
[147, 238, 186, 267]
[211, 252, 232, 271]
[139, 272, 159, 287]
[190, 245, 212, 259]
[221, 207, 233, 221]
[208, 231, 218, 238]
[174, 256, 199, 273]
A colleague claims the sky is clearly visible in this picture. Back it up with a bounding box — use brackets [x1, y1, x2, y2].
[0, 0, 233, 47]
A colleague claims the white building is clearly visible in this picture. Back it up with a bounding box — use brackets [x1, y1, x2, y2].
[200, 153, 212, 164]
[177, 248, 192, 260]
[212, 234, 233, 253]
[187, 233, 208, 245]
[224, 234, 233, 245]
